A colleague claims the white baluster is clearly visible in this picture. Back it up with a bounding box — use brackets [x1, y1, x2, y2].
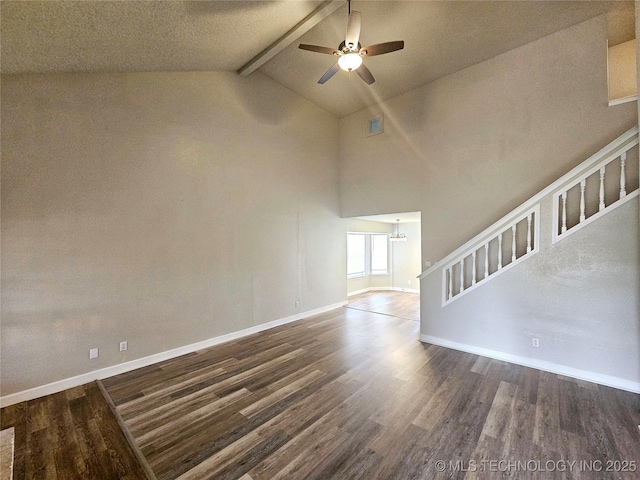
[579, 179, 586, 222]
[498, 233, 503, 270]
[511, 225, 517, 262]
[526, 214, 532, 253]
[448, 267, 453, 300]
[472, 251, 476, 286]
[599, 167, 605, 211]
[620, 152, 626, 198]
[460, 259, 465, 292]
[484, 243, 489, 279]
[561, 191, 567, 234]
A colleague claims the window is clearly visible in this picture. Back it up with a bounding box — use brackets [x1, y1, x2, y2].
[347, 234, 366, 277]
[347, 233, 388, 278]
[371, 234, 388, 275]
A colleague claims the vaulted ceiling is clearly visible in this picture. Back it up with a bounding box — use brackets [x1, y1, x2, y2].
[2, 1, 635, 117]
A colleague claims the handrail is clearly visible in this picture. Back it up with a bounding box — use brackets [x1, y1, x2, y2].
[418, 126, 639, 280]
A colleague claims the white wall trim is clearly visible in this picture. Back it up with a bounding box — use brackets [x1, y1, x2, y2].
[0, 301, 348, 408]
[348, 287, 374, 296]
[419, 334, 640, 394]
[386, 287, 420, 294]
[608, 95, 637, 106]
[347, 286, 419, 296]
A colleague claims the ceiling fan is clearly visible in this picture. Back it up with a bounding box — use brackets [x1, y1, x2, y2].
[298, 0, 404, 85]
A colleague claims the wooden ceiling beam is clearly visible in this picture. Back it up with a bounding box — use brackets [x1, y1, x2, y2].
[238, 1, 343, 77]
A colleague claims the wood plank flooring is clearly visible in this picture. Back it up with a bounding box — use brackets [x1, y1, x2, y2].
[0, 382, 148, 480]
[347, 290, 419, 321]
[99, 304, 640, 480]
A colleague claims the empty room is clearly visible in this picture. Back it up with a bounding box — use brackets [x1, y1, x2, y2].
[1, 1, 640, 479]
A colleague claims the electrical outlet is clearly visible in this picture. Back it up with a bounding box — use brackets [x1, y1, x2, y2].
[295, 301, 300, 308]
[119, 341, 128, 352]
[532, 338, 540, 348]
[408, 280, 411, 285]
[89, 348, 99, 359]
[425, 261, 432, 268]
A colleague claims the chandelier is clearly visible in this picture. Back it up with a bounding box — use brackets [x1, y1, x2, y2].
[389, 219, 407, 242]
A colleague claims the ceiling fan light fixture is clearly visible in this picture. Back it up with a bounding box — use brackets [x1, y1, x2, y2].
[338, 52, 363, 72]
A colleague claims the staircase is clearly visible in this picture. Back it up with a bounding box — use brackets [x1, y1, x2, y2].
[419, 126, 639, 306]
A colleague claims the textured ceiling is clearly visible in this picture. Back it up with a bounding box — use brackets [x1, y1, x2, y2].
[0, 1, 324, 72]
[1, 1, 635, 117]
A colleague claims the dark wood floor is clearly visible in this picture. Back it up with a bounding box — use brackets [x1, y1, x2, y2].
[3, 298, 639, 479]
[0, 382, 148, 480]
[98, 305, 640, 480]
[347, 290, 420, 321]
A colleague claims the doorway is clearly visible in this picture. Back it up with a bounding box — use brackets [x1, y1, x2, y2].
[345, 212, 421, 320]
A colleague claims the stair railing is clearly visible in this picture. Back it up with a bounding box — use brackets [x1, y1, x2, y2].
[552, 131, 639, 243]
[440, 204, 540, 306]
[419, 126, 639, 307]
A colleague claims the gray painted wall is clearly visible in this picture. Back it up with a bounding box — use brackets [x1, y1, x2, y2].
[1, 71, 344, 395]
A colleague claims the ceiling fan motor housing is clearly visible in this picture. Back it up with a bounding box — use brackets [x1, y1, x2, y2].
[338, 41, 363, 55]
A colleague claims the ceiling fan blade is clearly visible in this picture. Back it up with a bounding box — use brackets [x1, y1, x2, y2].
[345, 11, 361, 49]
[355, 63, 375, 85]
[299, 44, 339, 55]
[361, 41, 405, 57]
[318, 63, 340, 84]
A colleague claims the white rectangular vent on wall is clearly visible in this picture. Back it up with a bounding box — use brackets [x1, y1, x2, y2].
[367, 113, 384, 136]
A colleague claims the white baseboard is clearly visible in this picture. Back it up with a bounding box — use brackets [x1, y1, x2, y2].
[0, 301, 348, 408]
[420, 334, 640, 394]
[348, 287, 419, 296]
[347, 288, 374, 296]
[387, 287, 420, 294]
